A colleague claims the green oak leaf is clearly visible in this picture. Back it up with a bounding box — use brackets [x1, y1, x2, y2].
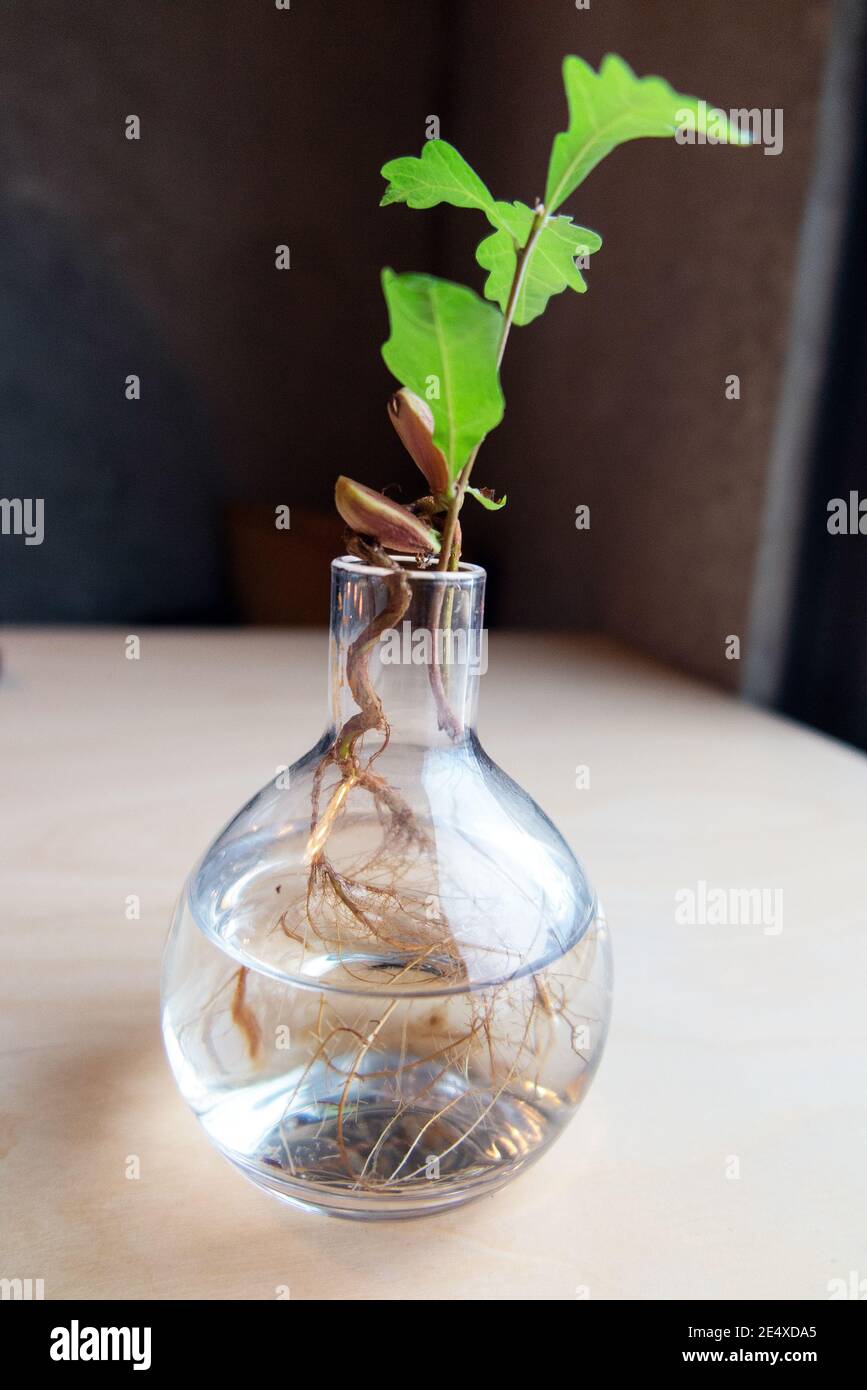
[381, 269, 504, 480]
[545, 53, 752, 213]
[380, 139, 496, 217]
[476, 201, 602, 326]
[466, 485, 507, 511]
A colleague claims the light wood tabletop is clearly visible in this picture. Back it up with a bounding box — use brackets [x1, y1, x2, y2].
[1, 628, 865, 1300]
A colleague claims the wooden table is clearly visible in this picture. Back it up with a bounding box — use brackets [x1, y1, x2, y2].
[2, 629, 865, 1300]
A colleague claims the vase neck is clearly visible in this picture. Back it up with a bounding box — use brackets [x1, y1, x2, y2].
[327, 557, 486, 748]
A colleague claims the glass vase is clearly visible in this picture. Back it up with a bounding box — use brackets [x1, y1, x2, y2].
[161, 556, 612, 1218]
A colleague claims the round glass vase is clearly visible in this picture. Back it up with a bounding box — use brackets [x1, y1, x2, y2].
[161, 556, 612, 1219]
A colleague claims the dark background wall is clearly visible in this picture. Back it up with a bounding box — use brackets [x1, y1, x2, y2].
[438, 1, 829, 682]
[0, 1, 832, 688]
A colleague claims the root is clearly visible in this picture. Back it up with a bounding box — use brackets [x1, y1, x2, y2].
[230, 967, 261, 1061]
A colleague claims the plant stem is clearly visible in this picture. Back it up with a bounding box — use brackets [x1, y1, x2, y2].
[497, 201, 549, 369]
[426, 204, 549, 735]
[436, 201, 548, 573]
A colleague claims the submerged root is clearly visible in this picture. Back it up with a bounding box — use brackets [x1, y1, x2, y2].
[230, 967, 262, 1061]
[201, 932, 600, 1193]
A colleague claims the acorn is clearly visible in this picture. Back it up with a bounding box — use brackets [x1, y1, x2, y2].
[335, 476, 440, 556]
[387, 389, 450, 497]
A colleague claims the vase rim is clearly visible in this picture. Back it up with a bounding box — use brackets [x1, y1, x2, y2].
[332, 554, 486, 581]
